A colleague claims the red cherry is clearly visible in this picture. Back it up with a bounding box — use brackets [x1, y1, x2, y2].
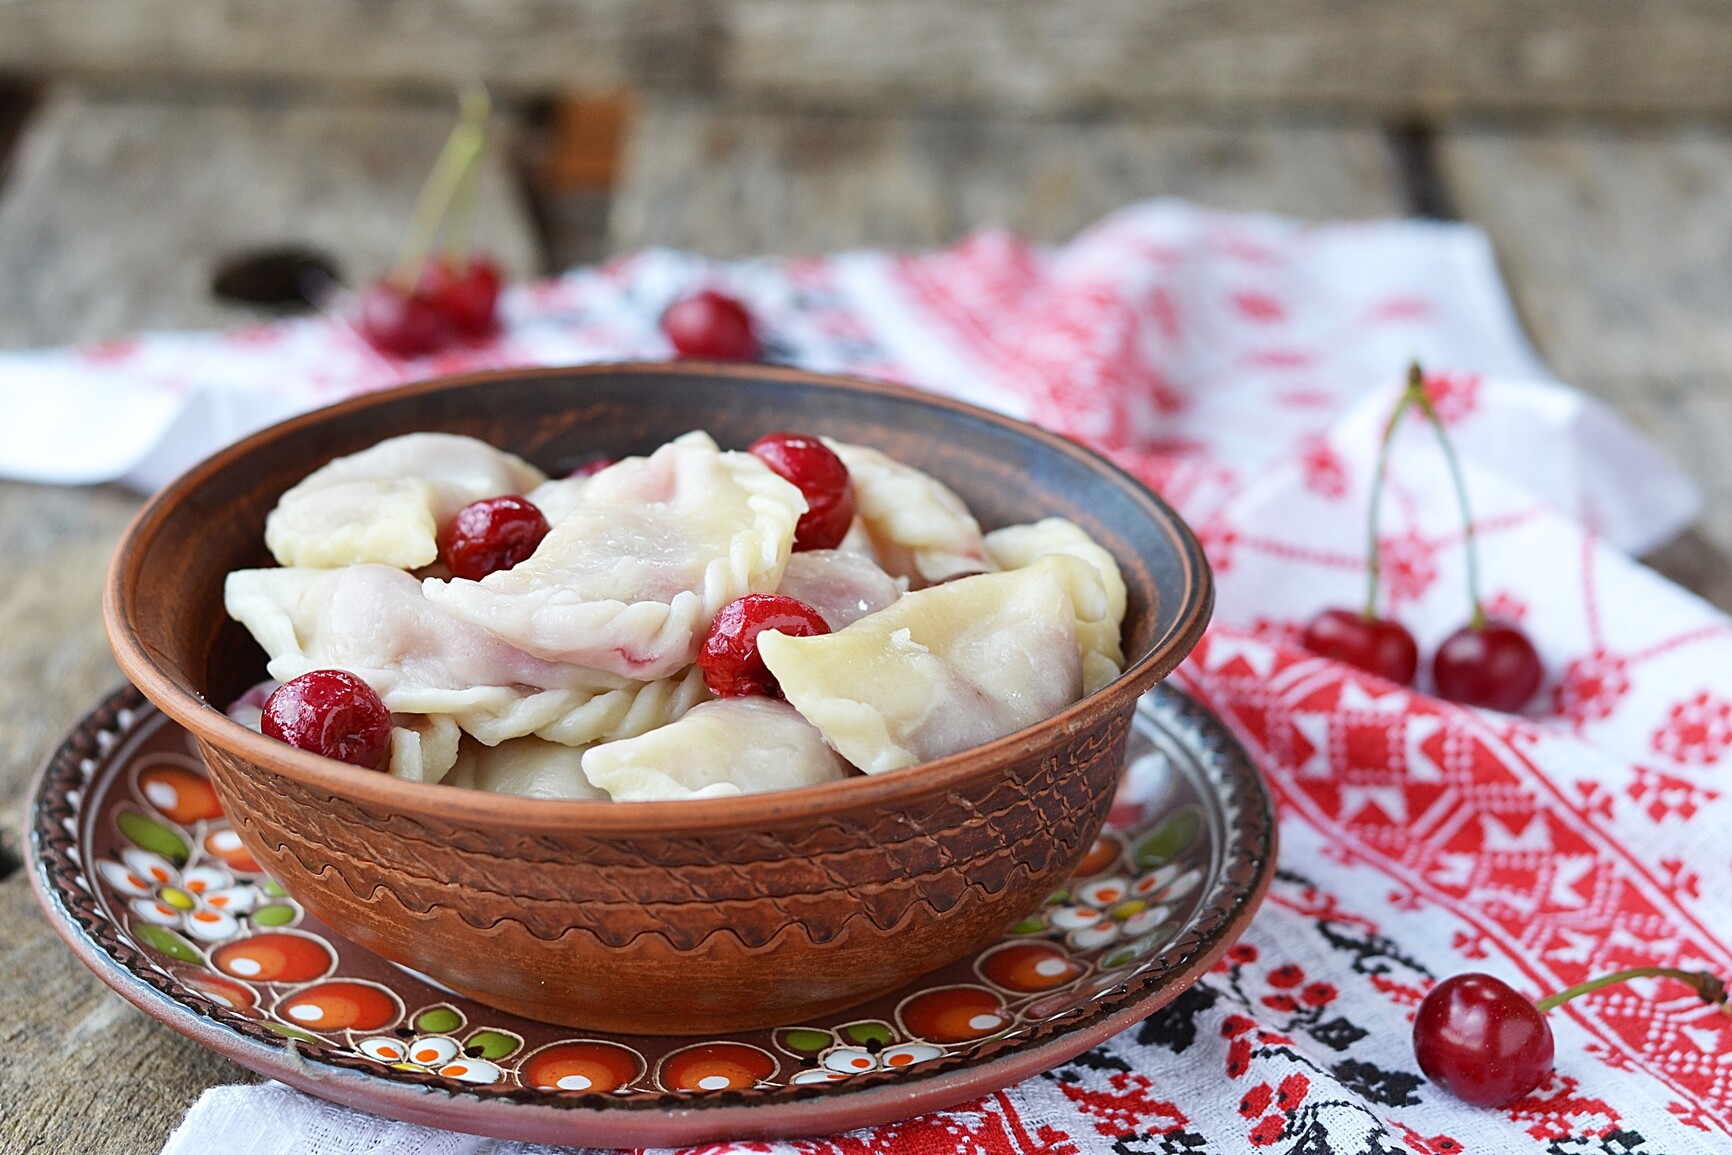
[357, 282, 446, 358]
[698, 594, 830, 698]
[261, 671, 392, 770]
[419, 255, 502, 336]
[660, 290, 760, 361]
[1434, 621, 1543, 712]
[748, 432, 855, 551]
[1300, 608, 1419, 685]
[1413, 973, 1553, 1107]
[439, 496, 551, 581]
[566, 456, 619, 479]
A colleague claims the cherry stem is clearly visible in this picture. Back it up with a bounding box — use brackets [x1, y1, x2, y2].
[1534, 966, 1728, 1014]
[393, 84, 491, 286]
[1363, 385, 1408, 619]
[1406, 361, 1486, 629]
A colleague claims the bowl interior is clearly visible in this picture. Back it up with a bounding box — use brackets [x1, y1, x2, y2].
[112, 364, 1211, 761]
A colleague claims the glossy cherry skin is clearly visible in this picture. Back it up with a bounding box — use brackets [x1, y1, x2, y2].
[439, 496, 551, 581]
[261, 670, 392, 770]
[660, 290, 761, 361]
[357, 282, 445, 358]
[1413, 973, 1554, 1107]
[748, 432, 856, 551]
[420, 255, 502, 336]
[1301, 608, 1420, 685]
[698, 595, 830, 698]
[1434, 621, 1543, 712]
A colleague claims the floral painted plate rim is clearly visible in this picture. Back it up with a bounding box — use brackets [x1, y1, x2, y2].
[28, 683, 1274, 1148]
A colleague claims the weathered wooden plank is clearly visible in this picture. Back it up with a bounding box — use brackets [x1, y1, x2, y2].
[0, 85, 542, 348]
[0, 482, 140, 850]
[610, 103, 1406, 256]
[8, 1, 1732, 117]
[0, 874, 255, 1154]
[1437, 126, 1732, 601]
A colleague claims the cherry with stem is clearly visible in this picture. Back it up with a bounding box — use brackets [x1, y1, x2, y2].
[1414, 966, 1727, 1108]
[1300, 371, 1420, 684]
[1404, 361, 1545, 711]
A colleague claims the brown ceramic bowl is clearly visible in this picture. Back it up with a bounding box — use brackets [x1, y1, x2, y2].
[104, 363, 1213, 1035]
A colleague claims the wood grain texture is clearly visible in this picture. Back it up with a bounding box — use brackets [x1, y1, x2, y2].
[611, 103, 1405, 255]
[8, 1, 1732, 117]
[0, 481, 139, 851]
[0, 85, 541, 348]
[1438, 126, 1732, 592]
[0, 875, 256, 1155]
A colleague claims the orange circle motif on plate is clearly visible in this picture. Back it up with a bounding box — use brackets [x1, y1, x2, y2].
[899, 986, 1010, 1043]
[137, 764, 223, 824]
[659, 1043, 777, 1093]
[211, 931, 333, 983]
[180, 970, 258, 1012]
[275, 981, 401, 1032]
[202, 828, 261, 873]
[1073, 836, 1122, 877]
[978, 943, 1085, 993]
[522, 1041, 645, 1093]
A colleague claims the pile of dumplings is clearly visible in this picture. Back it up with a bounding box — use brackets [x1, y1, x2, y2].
[224, 431, 1128, 802]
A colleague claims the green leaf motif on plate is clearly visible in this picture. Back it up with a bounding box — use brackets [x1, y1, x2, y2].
[1009, 916, 1047, 935]
[133, 923, 201, 963]
[465, 1029, 521, 1059]
[839, 1020, 893, 1047]
[250, 905, 297, 927]
[415, 1006, 463, 1034]
[118, 811, 189, 862]
[781, 1028, 831, 1054]
[265, 1023, 321, 1043]
[1134, 809, 1200, 868]
[261, 880, 289, 898]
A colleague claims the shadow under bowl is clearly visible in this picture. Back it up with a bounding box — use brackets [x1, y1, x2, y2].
[104, 362, 1213, 1034]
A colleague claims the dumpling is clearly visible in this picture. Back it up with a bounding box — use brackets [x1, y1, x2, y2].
[224, 565, 706, 747]
[422, 432, 804, 679]
[775, 549, 906, 630]
[264, 433, 546, 569]
[984, 518, 1127, 693]
[581, 698, 852, 801]
[824, 439, 988, 585]
[387, 714, 462, 784]
[759, 555, 1107, 774]
[525, 474, 591, 526]
[443, 737, 610, 800]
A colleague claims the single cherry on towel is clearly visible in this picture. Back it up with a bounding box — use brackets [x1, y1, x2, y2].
[1301, 367, 1419, 685]
[420, 254, 502, 336]
[749, 432, 855, 551]
[1433, 620, 1544, 712]
[699, 594, 830, 698]
[661, 290, 761, 361]
[1414, 967, 1726, 1108]
[440, 495, 551, 581]
[358, 282, 446, 358]
[261, 671, 392, 770]
[1301, 608, 1419, 685]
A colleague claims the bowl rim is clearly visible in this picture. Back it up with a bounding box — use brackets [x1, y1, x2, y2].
[105, 361, 1214, 833]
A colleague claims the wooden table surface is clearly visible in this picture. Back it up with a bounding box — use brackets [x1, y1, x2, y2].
[1, 81, 1730, 1153]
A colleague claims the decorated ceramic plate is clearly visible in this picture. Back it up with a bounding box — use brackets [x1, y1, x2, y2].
[28, 683, 1273, 1148]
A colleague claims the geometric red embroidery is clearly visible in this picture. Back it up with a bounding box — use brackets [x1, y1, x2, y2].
[1059, 1072, 1190, 1141]
[1650, 690, 1732, 765]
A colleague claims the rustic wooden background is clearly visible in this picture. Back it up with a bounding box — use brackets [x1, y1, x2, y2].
[3, 5, 1732, 1151]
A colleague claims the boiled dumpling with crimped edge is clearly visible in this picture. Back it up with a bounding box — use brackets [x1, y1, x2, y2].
[984, 518, 1128, 693]
[824, 439, 988, 585]
[223, 564, 709, 749]
[759, 555, 1108, 774]
[422, 432, 805, 680]
[773, 549, 906, 631]
[581, 697, 851, 801]
[443, 738, 610, 801]
[264, 433, 546, 569]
